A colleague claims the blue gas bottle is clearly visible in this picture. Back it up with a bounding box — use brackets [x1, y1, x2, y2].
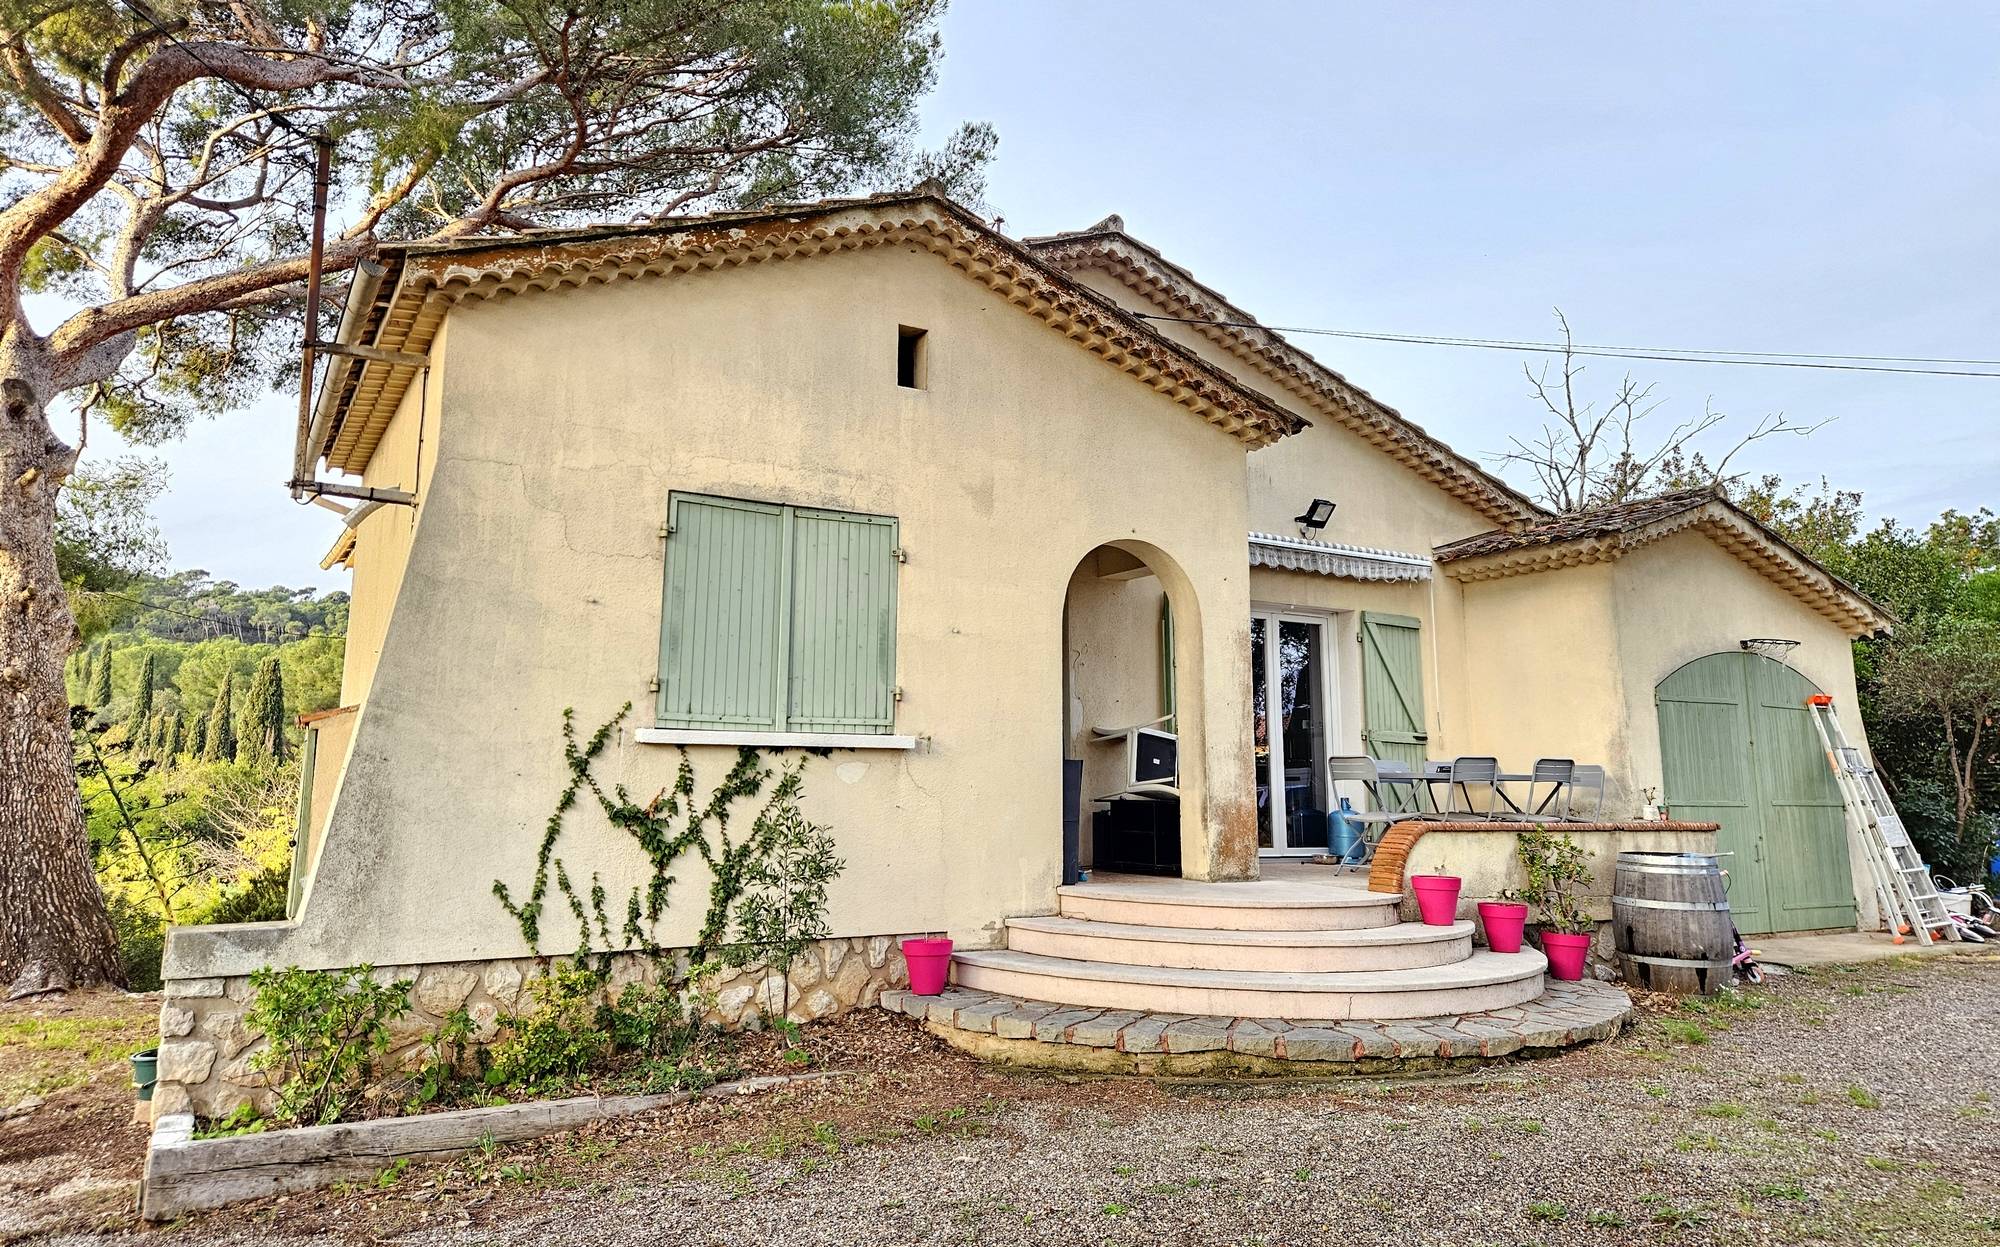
[1327, 798, 1363, 863]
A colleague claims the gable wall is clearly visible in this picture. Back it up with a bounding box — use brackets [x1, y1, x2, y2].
[338, 325, 447, 705]
[262, 240, 1261, 973]
[1063, 267, 1500, 553]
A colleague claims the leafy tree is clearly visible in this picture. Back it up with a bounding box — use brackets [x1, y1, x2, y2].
[0, 0, 989, 995]
[53, 457, 168, 639]
[242, 655, 288, 763]
[1740, 477, 2000, 880]
[201, 672, 236, 764]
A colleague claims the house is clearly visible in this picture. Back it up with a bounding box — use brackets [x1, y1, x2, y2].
[154, 192, 1890, 1111]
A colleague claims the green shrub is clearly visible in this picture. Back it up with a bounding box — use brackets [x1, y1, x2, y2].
[105, 893, 164, 991]
[189, 866, 290, 925]
[245, 965, 413, 1125]
[485, 965, 609, 1092]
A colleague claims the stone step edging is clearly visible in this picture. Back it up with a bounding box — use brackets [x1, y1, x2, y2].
[880, 979, 1633, 1077]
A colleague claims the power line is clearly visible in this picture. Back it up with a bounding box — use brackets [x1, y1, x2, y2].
[1130, 313, 2000, 380]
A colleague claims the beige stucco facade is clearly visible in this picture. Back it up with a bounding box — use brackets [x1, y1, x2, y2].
[167, 195, 1891, 983]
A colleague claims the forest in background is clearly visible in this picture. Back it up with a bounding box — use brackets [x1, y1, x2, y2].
[67, 572, 346, 988]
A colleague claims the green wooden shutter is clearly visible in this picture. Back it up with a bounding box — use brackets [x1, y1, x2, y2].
[1359, 612, 1427, 770]
[786, 507, 898, 733]
[1159, 597, 1176, 734]
[658, 495, 785, 729]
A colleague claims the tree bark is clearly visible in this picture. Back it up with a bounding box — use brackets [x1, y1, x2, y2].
[0, 341, 125, 996]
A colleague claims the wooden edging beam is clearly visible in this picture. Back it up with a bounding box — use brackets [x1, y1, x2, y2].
[139, 1072, 839, 1221]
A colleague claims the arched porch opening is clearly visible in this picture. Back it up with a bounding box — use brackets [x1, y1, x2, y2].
[1061, 540, 1221, 881]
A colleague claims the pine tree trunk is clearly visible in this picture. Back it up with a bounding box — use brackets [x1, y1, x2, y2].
[0, 353, 125, 996]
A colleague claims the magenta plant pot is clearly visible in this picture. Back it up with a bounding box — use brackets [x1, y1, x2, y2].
[1409, 875, 1462, 926]
[1539, 930, 1593, 981]
[901, 938, 954, 996]
[1477, 901, 1529, 953]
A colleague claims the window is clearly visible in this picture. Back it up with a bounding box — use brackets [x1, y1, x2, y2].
[658, 493, 899, 734]
[897, 325, 928, 389]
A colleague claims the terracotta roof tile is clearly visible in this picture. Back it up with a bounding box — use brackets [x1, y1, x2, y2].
[1433, 488, 1720, 561]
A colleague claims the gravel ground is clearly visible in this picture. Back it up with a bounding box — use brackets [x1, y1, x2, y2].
[35, 953, 2000, 1246]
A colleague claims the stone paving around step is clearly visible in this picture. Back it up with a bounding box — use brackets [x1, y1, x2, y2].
[879, 978, 1631, 1062]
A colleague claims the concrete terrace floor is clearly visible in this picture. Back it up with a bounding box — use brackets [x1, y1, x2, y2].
[57, 951, 2000, 1247]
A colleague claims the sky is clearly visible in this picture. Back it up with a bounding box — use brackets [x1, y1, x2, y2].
[95, 2, 2000, 591]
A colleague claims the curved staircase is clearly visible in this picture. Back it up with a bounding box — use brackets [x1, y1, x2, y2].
[951, 871, 1547, 1021]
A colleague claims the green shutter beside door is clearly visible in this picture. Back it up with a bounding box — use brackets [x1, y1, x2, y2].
[1360, 612, 1428, 771]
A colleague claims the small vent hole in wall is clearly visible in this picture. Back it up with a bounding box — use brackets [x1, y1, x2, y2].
[897, 325, 928, 390]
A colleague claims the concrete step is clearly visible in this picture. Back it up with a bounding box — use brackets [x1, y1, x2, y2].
[1058, 875, 1401, 931]
[1005, 916, 1474, 973]
[950, 948, 1547, 1021]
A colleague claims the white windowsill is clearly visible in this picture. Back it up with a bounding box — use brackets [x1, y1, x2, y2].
[635, 727, 917, 750]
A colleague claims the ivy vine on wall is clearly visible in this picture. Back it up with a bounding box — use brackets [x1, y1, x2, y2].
[492, 703, 844, 974]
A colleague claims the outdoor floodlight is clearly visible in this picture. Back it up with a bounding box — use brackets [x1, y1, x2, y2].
[1294, 498, 1337, 534]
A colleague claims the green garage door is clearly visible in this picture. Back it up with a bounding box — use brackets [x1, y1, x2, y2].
[1655, 652, 1855, 935]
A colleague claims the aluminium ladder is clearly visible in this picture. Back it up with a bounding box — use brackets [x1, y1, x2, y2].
[1806, 695, 1960, 945]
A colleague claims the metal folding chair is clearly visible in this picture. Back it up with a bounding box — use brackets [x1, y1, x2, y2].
[1524, 757, 1574, 817]
[1562, 765, 1606, 820]
[1442, 756, 1501, 819]
[1325, 756, 1407, 869]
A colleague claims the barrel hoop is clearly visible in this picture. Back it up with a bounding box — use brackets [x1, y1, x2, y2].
[1621, 952, 1734, 970]
[1611, 896, 1731, 912]
[1615, 862, 1722, 876]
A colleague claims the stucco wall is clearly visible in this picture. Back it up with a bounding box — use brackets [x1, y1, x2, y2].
[1457, 561, 1628, 806]
[1062, 267, 1500, 554]
[171, 242, 1263, 979]
[1610, 530, 1878, 929]
[1611, 529, 1870, 793]
[338, 331, 446, 704]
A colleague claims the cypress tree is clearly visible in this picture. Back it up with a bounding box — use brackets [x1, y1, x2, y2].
[201, 673, 236, 762]
[89, 643, 113, 710]
[242, 656, 289, 763]
[162, 712, 184, 761]
[128, 652, 157, 731]
[183, 711, 203, 761]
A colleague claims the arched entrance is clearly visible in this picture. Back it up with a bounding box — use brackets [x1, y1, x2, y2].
[1655, 651, 1855, 934]
[1061, 541, 1212, 880]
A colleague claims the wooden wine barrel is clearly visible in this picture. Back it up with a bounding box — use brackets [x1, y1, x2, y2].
[1612, 851, 1735, 995]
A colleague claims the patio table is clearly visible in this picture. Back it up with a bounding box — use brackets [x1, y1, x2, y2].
[1374, 763, 1548, 816]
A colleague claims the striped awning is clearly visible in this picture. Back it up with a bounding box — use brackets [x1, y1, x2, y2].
[1247, 532, 1432, 582]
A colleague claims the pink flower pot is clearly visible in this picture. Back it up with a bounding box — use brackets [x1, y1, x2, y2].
[1409, 875, 1462, 926]
[1477, 901, 1530, 953]
[1539, 930, 1593, 981]
[901, 937, 954, 996]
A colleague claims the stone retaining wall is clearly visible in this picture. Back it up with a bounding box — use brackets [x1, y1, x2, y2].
[154, 935, 920, 1119]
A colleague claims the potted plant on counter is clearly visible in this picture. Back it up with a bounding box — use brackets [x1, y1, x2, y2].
[1513, 829, 1595, 980]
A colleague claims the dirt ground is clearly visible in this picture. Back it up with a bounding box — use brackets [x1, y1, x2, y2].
[10, 953, 2000, 1246]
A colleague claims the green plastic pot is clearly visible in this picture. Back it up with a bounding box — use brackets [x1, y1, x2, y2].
[130, 1047, 158, 1102]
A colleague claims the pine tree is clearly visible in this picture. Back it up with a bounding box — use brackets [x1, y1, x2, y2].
[241, 656, 289, 763]
[88, 643, 113, 710]
[128, 652, 157, 732]
[201, 673, 236, 763]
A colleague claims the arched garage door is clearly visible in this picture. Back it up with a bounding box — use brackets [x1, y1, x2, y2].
[1655, 652, 1855, 935]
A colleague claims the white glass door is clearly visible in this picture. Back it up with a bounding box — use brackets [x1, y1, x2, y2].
[1251, 611, 1336, 852]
